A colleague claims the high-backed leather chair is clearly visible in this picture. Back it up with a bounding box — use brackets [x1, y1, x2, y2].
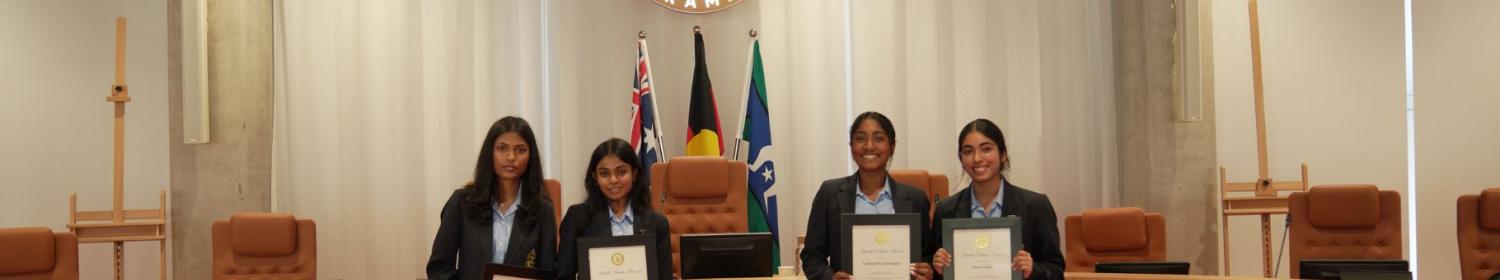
[544, 178, 563, 224]
[0, 227, 78, 280]
[1288, 184, 1402, 277]
[650, 156, 749, 275]
[544, 178, 564, 246]
[212, 213, 316, 280]
[1458, 188, 1500, 280]
[1062, 207, 1167, 272]
[889, 169, 949, 221]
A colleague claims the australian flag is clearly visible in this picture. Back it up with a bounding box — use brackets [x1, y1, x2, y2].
[630, 39, 665, 184]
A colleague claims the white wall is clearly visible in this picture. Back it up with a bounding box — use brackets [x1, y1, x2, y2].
[1413, 1, 1500, 279]
[1211, 0, 1408, 277]
[0, 1, 171, 279]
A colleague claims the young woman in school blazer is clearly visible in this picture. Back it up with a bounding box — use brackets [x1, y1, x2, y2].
[930, 118, 1066, 280]
[427, 116, 558, 280]
[554, 138, 673, 280]
[800, 111, 936, 280]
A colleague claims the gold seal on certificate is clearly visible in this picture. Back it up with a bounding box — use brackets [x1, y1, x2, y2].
[587, 246, 646, 279]
[840, 214, 922, 280]
[577, 235, 660, 280]
[953, 228, 1011, 279]
[942, 217, 1023, 280]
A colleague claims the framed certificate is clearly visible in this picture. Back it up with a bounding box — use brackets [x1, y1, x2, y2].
[839, 213, 921, 280]
[941, 217, 1022, 280]
[483, 263, 554, 280]
[577, 234, 659, 280]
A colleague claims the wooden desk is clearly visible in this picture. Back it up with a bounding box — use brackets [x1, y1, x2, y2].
[694, 275, 803, 280]
[1067, 272, 1300, 280]
[698, 272, 1300, 280]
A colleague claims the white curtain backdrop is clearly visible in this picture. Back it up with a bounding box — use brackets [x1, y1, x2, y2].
[273, 1, 547, 279]
[273, 1, 1115, 278]
[849, 0, 1118, 223]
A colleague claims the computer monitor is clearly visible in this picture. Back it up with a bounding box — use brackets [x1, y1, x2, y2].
[1093, 261, 1191, 275]
[679, 232, 775, 278]
[1298, 259, 1410, 280]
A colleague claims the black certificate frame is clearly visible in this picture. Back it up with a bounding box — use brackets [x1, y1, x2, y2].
[839, 213, 922, 278]
[941, 216, 1023, 279]
[576, 234, 659, 280]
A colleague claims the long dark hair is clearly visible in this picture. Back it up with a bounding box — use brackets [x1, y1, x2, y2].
[582, 138, 653, 216]
[464, 116, 550, 226]
[957, 118, 1009, 172]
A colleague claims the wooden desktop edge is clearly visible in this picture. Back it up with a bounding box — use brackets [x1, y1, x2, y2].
[692, 272, 1302, 280]
[1067, 272, 1303, 280]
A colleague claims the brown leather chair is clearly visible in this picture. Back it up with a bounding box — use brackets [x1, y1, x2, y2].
[544, 178, 563, 224]
[212, 213, 316, 280]
[544, 178, 564, 246]
[650, 156, 749, 275]
[1458, 188, 1500, 280]
[889, 169, 950, 221]
[0, 227, 78, 280]
[1062, 207, 1167, 272]
[1288, 184, 1402, 277]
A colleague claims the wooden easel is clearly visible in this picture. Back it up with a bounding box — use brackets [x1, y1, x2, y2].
[66, 17, 169, 280]
[1218, 1, 1309, 277]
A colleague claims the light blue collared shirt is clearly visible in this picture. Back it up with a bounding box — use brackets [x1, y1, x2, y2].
[493, 189, 523, 262]
[970, 179, 1006, 218]
[854, 178, 895, 214]
[609, 203, 636, 236]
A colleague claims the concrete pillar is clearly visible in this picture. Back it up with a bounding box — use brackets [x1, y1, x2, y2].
[167, 0, 274, 278]
[1113, 0, 1220, 275]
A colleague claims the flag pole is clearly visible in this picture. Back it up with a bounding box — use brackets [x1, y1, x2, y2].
[733, 28, 758, 161]
[629, 32, 645, 147]
[641, 33, 667, 163]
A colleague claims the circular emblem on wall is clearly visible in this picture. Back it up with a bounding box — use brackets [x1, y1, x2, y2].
[647, 0, 745, 14]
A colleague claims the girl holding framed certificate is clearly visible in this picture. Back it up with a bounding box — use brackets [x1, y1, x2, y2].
[801, 111, 936, 280]
[555, 138, 673, 280]
[930, 118, 1065, 280]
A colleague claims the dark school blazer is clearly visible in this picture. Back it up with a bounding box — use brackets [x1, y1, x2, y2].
[427, 187, 557, 280]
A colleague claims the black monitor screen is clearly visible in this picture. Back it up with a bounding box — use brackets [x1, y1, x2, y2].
[1094, 261, 1190, 275]
[1299, 259, 1410, 280]
[679, 232, 775, 278]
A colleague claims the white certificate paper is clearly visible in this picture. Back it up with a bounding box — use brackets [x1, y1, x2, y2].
[851, 224, 911, 280]
[587, 245, 648, 280]
[953, 228, 1012, 279]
